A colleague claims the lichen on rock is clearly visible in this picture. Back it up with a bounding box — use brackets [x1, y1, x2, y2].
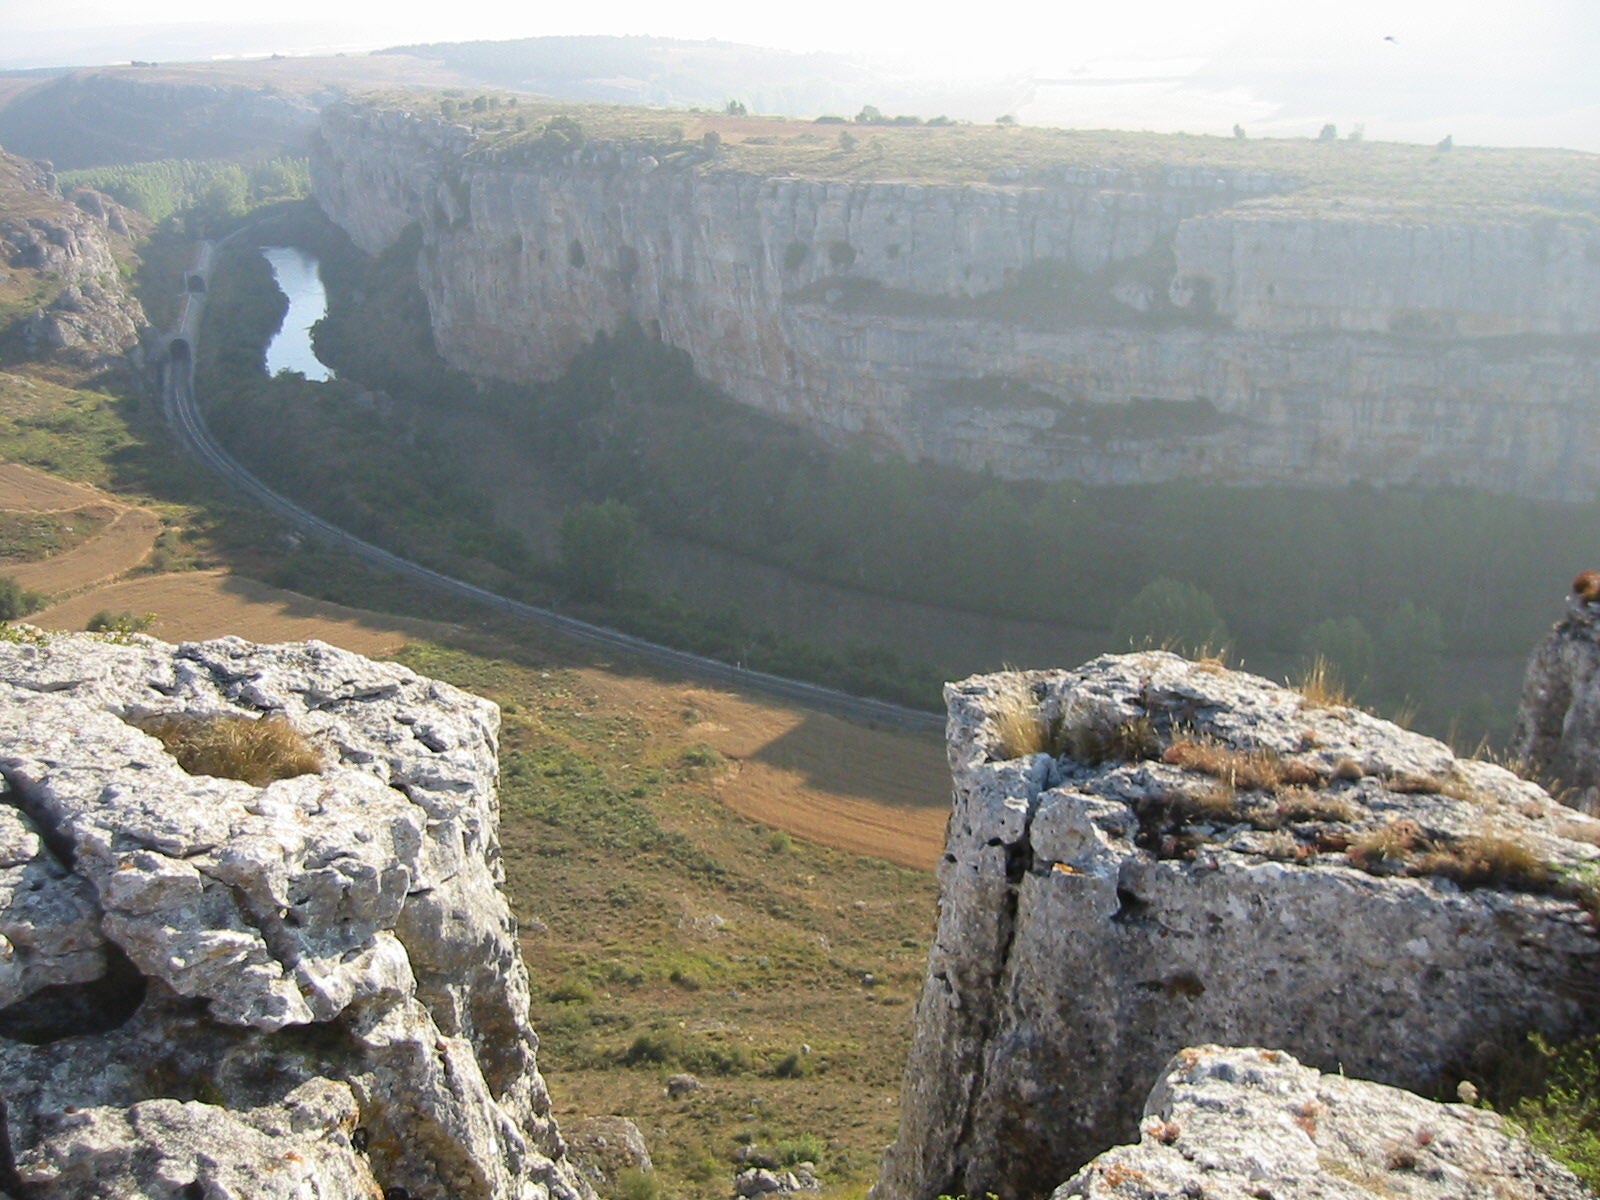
[0, 631, 590, 1200]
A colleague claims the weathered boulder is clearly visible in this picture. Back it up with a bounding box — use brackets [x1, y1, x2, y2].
[1057, 1045, 1588, 1200]
[0, 631, 591, 1200]
[1514, 590, 1600, 813]
[566, 1116, 653, 1189]
[877, 653, 1600, 1200]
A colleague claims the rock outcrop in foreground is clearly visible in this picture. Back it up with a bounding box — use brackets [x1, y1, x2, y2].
[1059, 1045, 1587, 1200]
[878, 653, 1600, 1200]
[1514, 591, 1600, 814]
[0, 631, 589, 1200]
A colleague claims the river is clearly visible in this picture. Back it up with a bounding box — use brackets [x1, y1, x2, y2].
[262, 246, 334, 381]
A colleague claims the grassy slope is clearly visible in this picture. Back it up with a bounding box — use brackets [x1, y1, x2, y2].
[0, 280, 941, 1200]
[403, 642, 936, 1197]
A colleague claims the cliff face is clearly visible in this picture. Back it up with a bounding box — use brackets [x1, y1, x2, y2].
[311, 105, 1600, 501]
[875, 653, 1600, 1200]
[1513, 592, 1600, 812]
[0, 149, 147, 364]
[0, 632, 590, 1200]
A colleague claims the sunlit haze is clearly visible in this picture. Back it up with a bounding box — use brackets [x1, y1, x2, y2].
[5, 0, 1597, 150]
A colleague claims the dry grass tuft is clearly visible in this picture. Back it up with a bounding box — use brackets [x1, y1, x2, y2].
[1274, 787, 1359, 825]
[138, 713, 323, 786]
[1347, 818, 1426, 872]
[1413, 833, 1553, 893]
[1067, 715, 1162, 765]
[992, 691, 1050, 760]
[1296, 655, 1353, 709]
[1162, 736, 1318, 792]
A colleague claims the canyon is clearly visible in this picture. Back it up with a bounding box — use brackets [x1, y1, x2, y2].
[312, 103, 1600, 501]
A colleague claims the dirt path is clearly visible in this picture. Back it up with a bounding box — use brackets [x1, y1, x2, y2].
[8, 507, 161, 595]
[0, 462, 104, 512]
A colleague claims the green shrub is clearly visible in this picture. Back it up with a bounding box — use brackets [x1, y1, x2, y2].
[772, 1133, 826, 1165]
[0, 576, 43, 622]
[86, 609, 154, 634]
[1502, 1034, 1600, 1190]
[613, 1168, 660, 1200]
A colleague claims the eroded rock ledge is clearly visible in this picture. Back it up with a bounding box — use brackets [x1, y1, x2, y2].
[0, 631, 590, 1200]
[1059, 1045, 1588, 1200]
[878, 652, 1600, 1200]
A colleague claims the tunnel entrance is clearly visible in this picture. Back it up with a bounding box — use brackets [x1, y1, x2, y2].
[169, 338, 191, 364]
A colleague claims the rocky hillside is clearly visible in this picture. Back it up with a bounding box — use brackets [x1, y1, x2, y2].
[0, 632, 590, 1200]
[0, 147, 147, 364]
[876, 652, 1600, 1200]
[312, 101, 1600, 500]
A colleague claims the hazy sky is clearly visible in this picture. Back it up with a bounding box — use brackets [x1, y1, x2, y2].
[5, 0, 1597, 150]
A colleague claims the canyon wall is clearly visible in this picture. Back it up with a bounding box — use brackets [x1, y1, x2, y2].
[0, 148, 147, 364]
[874, 653, 1600, 1200]
[311, 105, 1600, 500]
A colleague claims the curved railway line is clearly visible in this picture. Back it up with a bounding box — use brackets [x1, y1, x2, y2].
[162, 239, 942, 734]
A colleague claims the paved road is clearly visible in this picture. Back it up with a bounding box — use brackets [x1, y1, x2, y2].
[161, 241, 943, 734]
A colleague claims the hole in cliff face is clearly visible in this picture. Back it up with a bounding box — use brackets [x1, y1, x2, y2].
[1113, 886, 1151, 924]
[0, 943, 147, 1045]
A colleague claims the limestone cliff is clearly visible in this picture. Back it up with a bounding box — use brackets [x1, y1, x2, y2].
[311, 103, 1600, 501]
[0, 148, 147, 365]
[0, 631, 590, 1200]
[875, 653, 1600, 1200]
[1513, 589, 1600, 813]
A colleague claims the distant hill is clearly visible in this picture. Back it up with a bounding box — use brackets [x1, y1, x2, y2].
[378, 35, 1032, 123]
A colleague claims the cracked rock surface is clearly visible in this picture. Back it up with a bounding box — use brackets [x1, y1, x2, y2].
[0, 631, 590, 1200]
[877, 652, 1600, 1200]
[1057, 1045, 1588, 1200]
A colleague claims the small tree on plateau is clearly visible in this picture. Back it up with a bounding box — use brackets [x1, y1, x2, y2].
[1112, 578, 1229, 657]
[559, 500, 641, 600]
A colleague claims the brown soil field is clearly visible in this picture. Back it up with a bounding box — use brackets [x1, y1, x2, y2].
[0, 461, 104, 512]
[27, 569, 455, 656]
[577, 668, 949, 869]
[29, 567, 952, 868]
[8, 506, 161, 595]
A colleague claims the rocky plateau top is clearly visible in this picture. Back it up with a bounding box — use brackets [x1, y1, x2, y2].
[878, 651, 1600, 1200]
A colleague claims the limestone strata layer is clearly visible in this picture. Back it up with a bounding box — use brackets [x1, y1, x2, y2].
[876, 652, 1600, 1200]
[0, 631, 590, 1200]
[312, 105, 1600, 501]
[1058, 1045, 1587, 1200]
